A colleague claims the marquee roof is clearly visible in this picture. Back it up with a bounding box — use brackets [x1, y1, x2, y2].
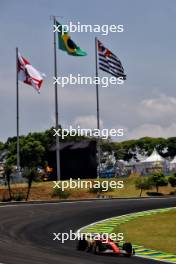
[141, 149, 165, 163]
[170, 156, 176, 164]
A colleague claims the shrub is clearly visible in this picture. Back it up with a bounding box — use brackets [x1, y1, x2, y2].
[51, 188, 71, 199]
[168, 175, 176, 187]
[170, 190, 176, 195]
[150, 173, 168, 193]
[13, 192, 26, 201]
[135, 177, 153, 197]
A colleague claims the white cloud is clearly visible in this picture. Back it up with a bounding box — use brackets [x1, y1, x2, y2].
[73, 115, 103, 129]
[140, 94, 176, 118]
[127, 123, 176, 139]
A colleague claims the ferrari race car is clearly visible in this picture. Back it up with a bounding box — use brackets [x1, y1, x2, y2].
[76, 235, 135, 257]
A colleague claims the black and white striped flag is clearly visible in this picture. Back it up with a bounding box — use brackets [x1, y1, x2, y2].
[97, 39, 126, 80]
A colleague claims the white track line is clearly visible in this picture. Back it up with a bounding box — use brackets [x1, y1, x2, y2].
[0, 196, 175, 209]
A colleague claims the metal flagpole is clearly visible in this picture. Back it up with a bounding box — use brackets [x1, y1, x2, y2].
[53, 16, 61, 181]
[16, 47, 20, 177]
[95, 37, 101, 178]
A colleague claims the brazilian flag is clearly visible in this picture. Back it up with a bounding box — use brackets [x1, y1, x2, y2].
[56, 21, 87, 56]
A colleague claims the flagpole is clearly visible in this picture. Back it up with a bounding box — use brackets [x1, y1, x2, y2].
[16, 47, 20, 176]
[95, 37, 101, 178]
[53, 16, 61, 181]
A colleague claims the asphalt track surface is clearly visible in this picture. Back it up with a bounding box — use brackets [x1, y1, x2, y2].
[0, 197, 176, 264]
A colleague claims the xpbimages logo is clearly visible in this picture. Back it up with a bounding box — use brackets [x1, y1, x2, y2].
[53, 230, 124, 243]
[53, 126, 124, 140]
[53, 178, 124, 192]
[53, 21, 124, 35]
[53, 74, 124, 88]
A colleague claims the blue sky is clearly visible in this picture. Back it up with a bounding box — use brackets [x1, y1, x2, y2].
[0, 0, 176, 142]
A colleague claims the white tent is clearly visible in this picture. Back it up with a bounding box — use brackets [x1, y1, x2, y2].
[134, 149, 168, 175]
[170, 156, 176, 171]
[141, 149, 165, 163]
[170, 156, 176, 164]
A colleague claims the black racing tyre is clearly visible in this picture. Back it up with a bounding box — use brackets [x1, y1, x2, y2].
[92, 245, 99, 255]
[86, 244, 92, 252]
[122, 242, 133, 257]
[76, 239, 88, 251]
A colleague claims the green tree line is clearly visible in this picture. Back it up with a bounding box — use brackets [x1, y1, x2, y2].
[0, 129, 176, 168]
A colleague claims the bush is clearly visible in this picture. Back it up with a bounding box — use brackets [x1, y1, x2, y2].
[150, 173, 168, 193]
[170, 190, 176, 195]
[51, 188, 71, 199]
[13, 192, 26, 201]
[135, 177, 153, 197]
[168, 175, 176, 187]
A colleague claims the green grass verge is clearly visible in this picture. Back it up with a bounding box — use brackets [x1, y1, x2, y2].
[113, 209, 176, 254]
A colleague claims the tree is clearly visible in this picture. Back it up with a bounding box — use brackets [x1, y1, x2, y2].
[3, 164, 13, 200]
[24, 168, 37, 201]
[135, 177, 153, 197]
[168, 173, 176, 187]
[166, 137, 176, 158]
[3, 129, 176, 175]
[20, 139, 45, 168]
[150, 173, 168, 193]
[0, 141, 4, 151]
[6, 137, 46, 168]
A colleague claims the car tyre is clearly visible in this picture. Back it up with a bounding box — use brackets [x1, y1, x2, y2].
[93, 245, 99, 255]
[122, 242, 133, 257]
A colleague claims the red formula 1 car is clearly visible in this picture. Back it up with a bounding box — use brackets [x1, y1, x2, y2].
[76, 235, 135, 257]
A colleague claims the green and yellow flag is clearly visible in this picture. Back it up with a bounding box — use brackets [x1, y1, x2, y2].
[56, 21, 87, 56]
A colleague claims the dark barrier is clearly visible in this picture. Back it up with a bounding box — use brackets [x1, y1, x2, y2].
[48, 140, 97, 180]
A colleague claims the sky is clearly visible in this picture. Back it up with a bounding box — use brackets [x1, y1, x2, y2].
[0, 0, 176, 142]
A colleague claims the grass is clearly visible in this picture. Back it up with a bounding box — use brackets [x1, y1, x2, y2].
[113, 209, 176, 254]
[0, 174, 175, 201]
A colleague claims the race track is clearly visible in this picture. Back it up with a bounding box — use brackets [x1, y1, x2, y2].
[0, 197, 175, 264]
